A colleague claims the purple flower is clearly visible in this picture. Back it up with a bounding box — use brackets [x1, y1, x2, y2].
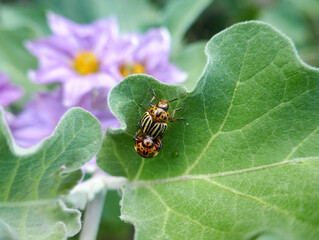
[9, 90, 67, 147]
[26, 12, 129, 106]
[77, 89, 119, 129]
[0, 72, 23, 107]
[9, 88, 119, 148]
[111, 28, 187, 83]
[15, 13, 187, 148]
[26, 13, 186, 107]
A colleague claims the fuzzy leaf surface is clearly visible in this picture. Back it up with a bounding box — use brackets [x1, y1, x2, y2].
[0, 108, 103, 240]
[98, 22, 319, 239]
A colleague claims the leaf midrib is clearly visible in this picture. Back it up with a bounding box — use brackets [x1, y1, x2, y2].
[0, 199, 58, 207]
[130, 156, 318, 187]
[127, 156, 319, 237]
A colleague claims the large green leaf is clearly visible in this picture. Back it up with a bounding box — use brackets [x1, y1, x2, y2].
[0, 108, 103, 240]
[98, 21, 319, 239]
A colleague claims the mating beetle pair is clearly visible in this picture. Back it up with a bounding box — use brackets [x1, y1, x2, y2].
[134, 89, 183, 158]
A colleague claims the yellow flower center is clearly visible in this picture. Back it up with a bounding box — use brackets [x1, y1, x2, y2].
[74, 52, 99, 75]
[120, 63, 145, 77]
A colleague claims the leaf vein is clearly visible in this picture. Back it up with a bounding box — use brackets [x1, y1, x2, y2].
[202, 178, 297, 221]
[283, 125, 319, 161]
[3, 157, 21, 201]
[221, 88, 314, 134]
[132, 157, 318, 187]
[111, 137, 131, 178]
[146, 186, 228, 234]
[34, 124, 84, 199]
[201, 91, 213, 135]
[133, 158, 145, 181]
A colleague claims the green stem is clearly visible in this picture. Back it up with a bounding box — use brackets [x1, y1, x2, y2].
[79, 189, 107, 240]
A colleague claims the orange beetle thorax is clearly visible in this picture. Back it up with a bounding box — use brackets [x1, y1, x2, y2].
[142, 136, 154, 148]
[149, 106, 170, 122]
[157, 100, 169, 110]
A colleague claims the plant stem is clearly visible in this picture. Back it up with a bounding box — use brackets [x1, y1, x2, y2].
[79, 189, 107, 240]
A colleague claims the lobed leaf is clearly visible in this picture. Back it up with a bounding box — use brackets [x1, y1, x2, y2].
[98, 21, 319, 239]
[0, 108, 103, 240]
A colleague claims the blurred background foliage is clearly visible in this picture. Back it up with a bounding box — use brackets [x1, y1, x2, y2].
[0, 0, 318, 239]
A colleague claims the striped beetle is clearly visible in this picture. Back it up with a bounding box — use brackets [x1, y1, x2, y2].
[134, 88, 183, 142]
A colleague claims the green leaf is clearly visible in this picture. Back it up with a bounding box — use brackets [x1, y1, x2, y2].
[0, 27, 45, 101]
[97, 190, 132, 240]
[258, 0, 313, 48]
[33, 0, 159, 31]
[0, 5, 49, 36]
[161, 0, 213, 54]
[172, 41, 207, 91]
[98, 21, 319, 239]
[0, 108, 103, 240]
[257, 0, 319, 67]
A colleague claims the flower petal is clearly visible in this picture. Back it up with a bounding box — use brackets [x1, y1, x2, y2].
[25, 36, 74, 61]
[147, 63, 187, 84]
[63, 73, 118, 106]
[48, 12, 120, 53]
[134, 28, 171, 66]
[77, 89, 120, 130]
[9, 90, 68, 148]
[0, 72, 23, 107]
[28, 65, 75, 84]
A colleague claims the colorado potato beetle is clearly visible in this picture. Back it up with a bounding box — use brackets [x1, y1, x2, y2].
[134, 89, 183, 140]
[134, 134, 162, 158]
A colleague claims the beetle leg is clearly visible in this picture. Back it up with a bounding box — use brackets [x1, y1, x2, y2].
[168, 98, 178, 103]
[154, 137, 163, 149]
[149, 96, 156, 107]
[171, 107, 183, 118]
[134, 129, 142, 140]
[169, 107, 183, 122]
[138, 104, 148, 111]
[169, 118, 184, 122]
